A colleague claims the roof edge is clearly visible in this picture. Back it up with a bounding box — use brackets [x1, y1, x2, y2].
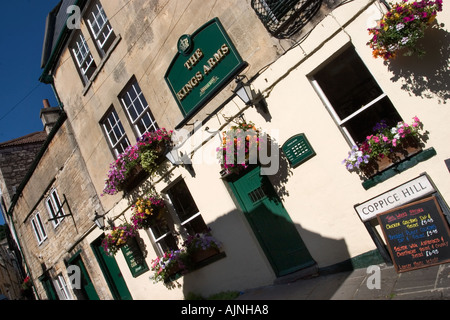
[39, 0, 88, 84]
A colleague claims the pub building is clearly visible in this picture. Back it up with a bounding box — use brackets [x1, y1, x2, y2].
[3, 0, 449, 299]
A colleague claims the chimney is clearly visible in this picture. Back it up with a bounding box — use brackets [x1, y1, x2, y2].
[40, 99, 61, 134]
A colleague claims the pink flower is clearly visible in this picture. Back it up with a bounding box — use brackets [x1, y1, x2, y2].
[392, 139, 398, 147]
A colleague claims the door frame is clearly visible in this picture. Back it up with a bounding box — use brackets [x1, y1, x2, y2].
[228, 166, 315, 277]
[91, 236, 133, 300]
[66, 250, 100, 300]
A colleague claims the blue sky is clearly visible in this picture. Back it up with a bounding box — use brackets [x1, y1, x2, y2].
[0, 1, 61, 224]
[0, 1, 61, 144]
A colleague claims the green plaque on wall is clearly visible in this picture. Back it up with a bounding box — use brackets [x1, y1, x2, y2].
[121, 238, 149, 278]
[282, 134, 316, 168]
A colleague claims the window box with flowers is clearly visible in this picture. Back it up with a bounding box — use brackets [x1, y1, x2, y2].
[343, 117, 427, 180]
[183, 230, 223, 266]
[101, 223, 138, 256]
[149, 229, 225, 288]
[102, 128, 173, 195]
[217, 120, 261, 177]
[367, 0, 443, 60]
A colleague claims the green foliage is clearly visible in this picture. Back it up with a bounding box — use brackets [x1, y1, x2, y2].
[139, 149, 159, 173]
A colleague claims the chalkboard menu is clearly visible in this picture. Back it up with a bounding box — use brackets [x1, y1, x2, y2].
[121, 238, 149, 277]
[377, 196, 450, 273]
[281, 134, 315, 168]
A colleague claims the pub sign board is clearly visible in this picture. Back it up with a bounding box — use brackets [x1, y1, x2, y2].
[165, 18, 247, 125]
[354, 174, 435, 222]
[376, 196, 450, 273]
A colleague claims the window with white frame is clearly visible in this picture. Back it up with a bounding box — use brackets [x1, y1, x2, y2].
[55, 274, 72, 300]
[310, 46, 402, 146]
[101, 108, 131, 157]
[71, 32, 97, 84]
[120, 79, 159, 138]
[46, 189, 65, 228]
[31, 212, 47, 245]
[148, 219, 179, 255]
[85, 0, 116, 56]
[166, 179, 208, 236]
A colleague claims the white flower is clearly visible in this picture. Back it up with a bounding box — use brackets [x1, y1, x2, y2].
[396, 23, 405, 31]
[401, 36, 409, 45]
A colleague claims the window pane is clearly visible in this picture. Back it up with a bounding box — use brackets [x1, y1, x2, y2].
[167, 180, 199, 222]
[344, 97, 402, 144]
[116, 137, 130, 155]
[51, 190, 64, 217]
[149, 220, 179, 253]
[183, 215, 208, 236]
[314, 47, 384, 121]
[47, 199, 56, 219]
[87, 2, 116, 52]
[312, 46, 402, 146]
[167, 180, 208, 235]
[150, 220, 171, 239]
[32, 218, 42, 243]
[102, 109, 130, 157]
[120, 80, 158, 137]
[158, 236, 178, 252]
[36, 213, 46, 238]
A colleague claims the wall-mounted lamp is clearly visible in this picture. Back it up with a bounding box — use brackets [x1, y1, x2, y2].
[166, 149, 194, 173]
[233, 76, 268, 113]
[93, 211, 106, 230]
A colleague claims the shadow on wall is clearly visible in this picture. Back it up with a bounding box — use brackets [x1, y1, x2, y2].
[179, 205, 375, 300]
[387, 24, 449, 104]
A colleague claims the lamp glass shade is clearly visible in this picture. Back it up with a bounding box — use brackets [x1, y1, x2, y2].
[166, 149, 183, 165]
[93, 212, 105, 230]
[234, 81, 253, 105]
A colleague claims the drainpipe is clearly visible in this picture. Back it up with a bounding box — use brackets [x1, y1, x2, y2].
[50, 81, 64, 110]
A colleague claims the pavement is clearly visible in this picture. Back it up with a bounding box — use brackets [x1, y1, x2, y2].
[236, 262, 450, 300]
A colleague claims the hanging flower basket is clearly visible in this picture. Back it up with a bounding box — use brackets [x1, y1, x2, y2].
[217, 121, 261, 176]
[101, 223, 138, 256]
[102, 128, 173, 195]
[367, 0, 443, 60]
[130, 194, 166, 229]
[343, 117, 425, 178]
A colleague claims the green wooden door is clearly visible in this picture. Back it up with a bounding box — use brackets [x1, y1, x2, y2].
[39, 276, 58, 300]
[230, 166, 315, 277]
[69, 253, 100, 300]
[92, 238, 133, 300]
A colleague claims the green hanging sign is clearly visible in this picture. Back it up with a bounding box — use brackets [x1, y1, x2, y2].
[165, 18, 246, 126]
